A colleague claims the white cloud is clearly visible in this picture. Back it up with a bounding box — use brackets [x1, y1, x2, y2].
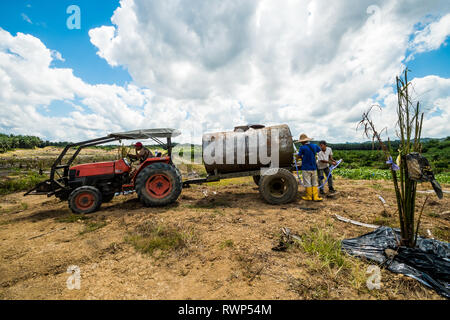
[361, 75, 450, 141]
[411, 13, 450, 54]
[51, 50, 65, 62]
[0, 29, 157, 141]
[1, 0, 450, 145]
[87, 0, 450, 142]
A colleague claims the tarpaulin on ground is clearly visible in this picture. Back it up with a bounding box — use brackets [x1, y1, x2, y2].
[341, 226, 450, 298]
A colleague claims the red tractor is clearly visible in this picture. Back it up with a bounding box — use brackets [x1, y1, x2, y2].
[25, 129, 183, 214]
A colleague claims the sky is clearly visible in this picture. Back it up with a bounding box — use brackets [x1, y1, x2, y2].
[0, 0, 449, 143]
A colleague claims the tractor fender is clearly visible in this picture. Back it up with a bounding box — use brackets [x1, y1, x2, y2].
[132, 156, 171, 184]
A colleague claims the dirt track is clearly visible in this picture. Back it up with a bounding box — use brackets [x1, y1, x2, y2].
[0, 177, 448, 300]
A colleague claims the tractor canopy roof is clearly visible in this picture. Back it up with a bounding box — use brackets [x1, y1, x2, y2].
[108, 128, 181, 140]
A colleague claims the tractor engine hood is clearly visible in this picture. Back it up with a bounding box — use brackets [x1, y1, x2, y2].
[70, 159, 130, 177]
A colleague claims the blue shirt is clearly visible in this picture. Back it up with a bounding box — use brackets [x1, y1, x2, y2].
[298, 143, 321, 171]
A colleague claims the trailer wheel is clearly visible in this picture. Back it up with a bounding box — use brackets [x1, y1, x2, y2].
[253, 175, 261, 186]
[135, 163, 182, 207]
[68, 186, 102, 214]
[259, 168, 298, 204]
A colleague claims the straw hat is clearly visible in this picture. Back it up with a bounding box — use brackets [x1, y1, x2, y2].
[297, 133, 313, 142]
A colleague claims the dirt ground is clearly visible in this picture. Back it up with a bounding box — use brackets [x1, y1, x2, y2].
[0, 176, 448, 300]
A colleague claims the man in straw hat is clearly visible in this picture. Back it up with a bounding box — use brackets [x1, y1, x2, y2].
[296, 133, 322, 201]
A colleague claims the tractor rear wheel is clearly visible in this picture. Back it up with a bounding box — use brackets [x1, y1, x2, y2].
[135, 163, 182, 207]
[68, 186, 102, 214]
[259, 168, 298, 204]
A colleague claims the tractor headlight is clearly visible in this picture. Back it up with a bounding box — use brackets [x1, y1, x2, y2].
[123, 157, 131, 167]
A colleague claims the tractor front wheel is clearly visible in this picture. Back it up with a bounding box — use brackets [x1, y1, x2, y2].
[68, 186, 102, 214]
[135, 163, 182, 207]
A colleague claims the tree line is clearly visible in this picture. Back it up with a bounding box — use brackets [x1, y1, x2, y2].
[2, 132, 448, 155]
[0, 133, 70, 153]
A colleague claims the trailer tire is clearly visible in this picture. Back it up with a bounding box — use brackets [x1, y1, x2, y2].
[259, 168, 298, 204]
[68, 186, 102, 214]
[253, 175, 261, 186]
[135, 163, 182, 207]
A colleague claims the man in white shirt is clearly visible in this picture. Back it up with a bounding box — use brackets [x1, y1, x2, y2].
[317, 141, 337, 194]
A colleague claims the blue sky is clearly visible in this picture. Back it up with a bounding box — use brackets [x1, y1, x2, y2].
[407, 46, 450, 79]
[0, 0, 131, 85]
[0, 0, 449, 142]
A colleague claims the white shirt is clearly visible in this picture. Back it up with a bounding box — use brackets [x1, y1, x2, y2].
[317, 147, 333, 169]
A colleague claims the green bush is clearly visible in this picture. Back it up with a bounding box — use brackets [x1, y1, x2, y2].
[0, 171, 47, 195]
[333, 168, 449, 184]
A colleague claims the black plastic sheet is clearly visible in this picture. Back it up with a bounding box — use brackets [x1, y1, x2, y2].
[341, 226, 450, 298]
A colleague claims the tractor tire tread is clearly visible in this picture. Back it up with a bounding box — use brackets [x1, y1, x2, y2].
[135, 163, 182, 207]
[68, 186, 103, 214]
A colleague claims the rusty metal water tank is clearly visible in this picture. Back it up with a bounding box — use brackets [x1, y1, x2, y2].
[202, 124, 294, 175]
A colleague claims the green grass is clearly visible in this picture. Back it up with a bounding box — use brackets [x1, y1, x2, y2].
[57, 214, 90, 223]
[220, 239, 234, 249]
[435, 172, 450, 184]
[288, 227, 372, 299]
[300, 228, 348, 270]
[125, 222, 194, 256]
[0, 171, 47, 195]
[333, 168, 391, 181]
[432, 227, 449, 242]
[206, 177, 253, 187]
[333, 168, 450, 184]
[79, 221, 107, 235]
[0, 202, 30, 215]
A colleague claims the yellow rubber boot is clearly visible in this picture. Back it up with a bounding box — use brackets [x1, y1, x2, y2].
[302, 187, 313, 201]
[312, 187, 323, 201]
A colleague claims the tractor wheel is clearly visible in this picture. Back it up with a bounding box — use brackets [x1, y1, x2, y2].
[135, 163, 182, 207]
[252, 175, 261, 186]
[102, 193, 115, 203]
[68, 186, 102, 214]
[259, 168, 298, 204]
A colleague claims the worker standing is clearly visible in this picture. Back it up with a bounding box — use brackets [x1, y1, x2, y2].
[317, 140, 337, 194]
[296, 134, 322, 201]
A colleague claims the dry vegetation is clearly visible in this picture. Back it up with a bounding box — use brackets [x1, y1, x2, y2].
[0, 170, 448, 299]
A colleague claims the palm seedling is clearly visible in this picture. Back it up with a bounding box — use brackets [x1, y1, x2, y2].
[359, 69, 429, 247]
